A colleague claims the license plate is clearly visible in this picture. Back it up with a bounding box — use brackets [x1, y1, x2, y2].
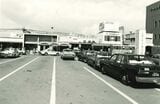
[144, 68, 150, 71]
[152, 73, 159, 77]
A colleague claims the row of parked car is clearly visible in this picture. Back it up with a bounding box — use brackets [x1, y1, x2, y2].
[77, 51, 160, 85]
[0, 47, 24, 58]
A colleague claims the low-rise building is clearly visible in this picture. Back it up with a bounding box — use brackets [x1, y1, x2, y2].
[0, 28, 58, 53]
[146, 1, 160, 54]
[124, 30, 153, 55]
[98, 22, 123, 45]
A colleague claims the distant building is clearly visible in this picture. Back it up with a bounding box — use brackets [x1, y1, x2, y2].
[58, 33, 97, 50]
[98, 22, 123, 45]
[0, 29, 24, 50]
[124, 30, 153, 55]
[0, 28, 58, 52]
[0, 28, 98, 52]
[146, 1, 160, 54]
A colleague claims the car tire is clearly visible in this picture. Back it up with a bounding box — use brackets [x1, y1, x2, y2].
[101, 66, 106, 74]
[45, 52, 48, 55]
[121, 73, 130, 85]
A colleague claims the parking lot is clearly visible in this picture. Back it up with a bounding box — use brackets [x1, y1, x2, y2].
[0, 55, 160, 104]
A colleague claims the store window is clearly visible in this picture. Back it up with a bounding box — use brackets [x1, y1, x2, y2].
[155, 34, 157, 39]
[155, 21, 158, 28]
[104, 36, 110, 41]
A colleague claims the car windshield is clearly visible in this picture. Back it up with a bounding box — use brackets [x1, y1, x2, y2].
[2, 48, 14, 51]
[86, 51, 95, 56]
[97, 52, 109, 56]
[128, 55, 154, 65]
[63, 49, 72, 52]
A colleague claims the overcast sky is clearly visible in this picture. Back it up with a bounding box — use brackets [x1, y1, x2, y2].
[0, 0, 159, 34]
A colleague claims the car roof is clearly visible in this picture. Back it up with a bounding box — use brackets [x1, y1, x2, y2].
[112, 53, 145, 56]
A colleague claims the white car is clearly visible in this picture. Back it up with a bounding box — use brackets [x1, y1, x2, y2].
[61, 48, 75, 60]
[0, 48, 20, 58]
[40, 48, 59, 56]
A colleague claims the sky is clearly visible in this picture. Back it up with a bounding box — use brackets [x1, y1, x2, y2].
[0, 0, 159, 34]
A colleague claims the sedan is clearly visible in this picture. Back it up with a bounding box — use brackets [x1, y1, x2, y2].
[100, 54, 160, 85]
[0, 48, 20, 58]
[40, 48, 59, 56]
[61, 48, 75, 60]
[87, 51, 110, 69]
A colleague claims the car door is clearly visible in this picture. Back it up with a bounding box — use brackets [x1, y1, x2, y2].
[110, 54, 123, 77]
[107, 54, 118, 75]
[47, 49, 52, 55]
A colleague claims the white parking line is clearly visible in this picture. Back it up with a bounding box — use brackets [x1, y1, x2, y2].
[0, 57, 39, 82]
[83, 67, 139, 104]
[0, 56, 26, 65]
[50, 57, 56, 104]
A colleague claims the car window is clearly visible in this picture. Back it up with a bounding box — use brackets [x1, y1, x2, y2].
[110, 55, 117, 61]
[63, 49, 72, 52]
[116, 55, 123, 63]
[128, 55, 154, 65]
[48, 49, 52, 51]
[121, 56, 125, 64]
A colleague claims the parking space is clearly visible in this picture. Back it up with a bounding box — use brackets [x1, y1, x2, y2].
[0, 56, 160, 104]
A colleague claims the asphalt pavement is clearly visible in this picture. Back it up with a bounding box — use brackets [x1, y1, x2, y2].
[0, 55, 160, 104]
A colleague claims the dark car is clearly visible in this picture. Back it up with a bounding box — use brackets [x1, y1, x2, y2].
[149, 54, 160, 65]
[100, 54, 160, 85]
[87, 51, 110, 69]
[77, 50, 94, 63]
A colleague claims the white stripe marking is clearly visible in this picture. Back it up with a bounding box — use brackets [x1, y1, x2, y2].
[50, 57, 56, 104]
[83, 67, 138, 104]
[0, 57, 39, 82]
[0, 56, 26, 65]
[155, 88, 160, 92]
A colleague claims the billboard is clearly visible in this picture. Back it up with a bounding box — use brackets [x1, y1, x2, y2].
[99, 22, 119, 33]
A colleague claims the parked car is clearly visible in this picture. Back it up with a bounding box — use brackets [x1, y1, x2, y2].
[149, 54, 160, 65]
[0, 48, 20, 58]
[99, 54, 160, 85]
[17, 49, 26, 55]
[73, 48, 80, 56]
[61, 48, 75, 60]
[77, 50, 95, 62]
[40, 48, 59, 56]
[87, 51, 110, 69]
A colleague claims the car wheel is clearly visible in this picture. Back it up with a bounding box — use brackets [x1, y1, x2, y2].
[121, 73, 130, 85]
[101, 66, 106, 74]
[45, 52, 48, 55]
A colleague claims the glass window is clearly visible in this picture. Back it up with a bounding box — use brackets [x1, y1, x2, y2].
[116, 55, 123, 63]
[110, 55, 117, 61]
[155, 34, 157, 39]
[155, 21, 158, 28]
[105, 36, 110, 41]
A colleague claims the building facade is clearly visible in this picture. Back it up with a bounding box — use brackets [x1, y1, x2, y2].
[98, 22, 122, 45]
[146, 1, 160, 45]
[0, 28, 98, 52]
[124, 30, 153, 55]
[0, 28, 58, 53]
[0, 29, 24, 50]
